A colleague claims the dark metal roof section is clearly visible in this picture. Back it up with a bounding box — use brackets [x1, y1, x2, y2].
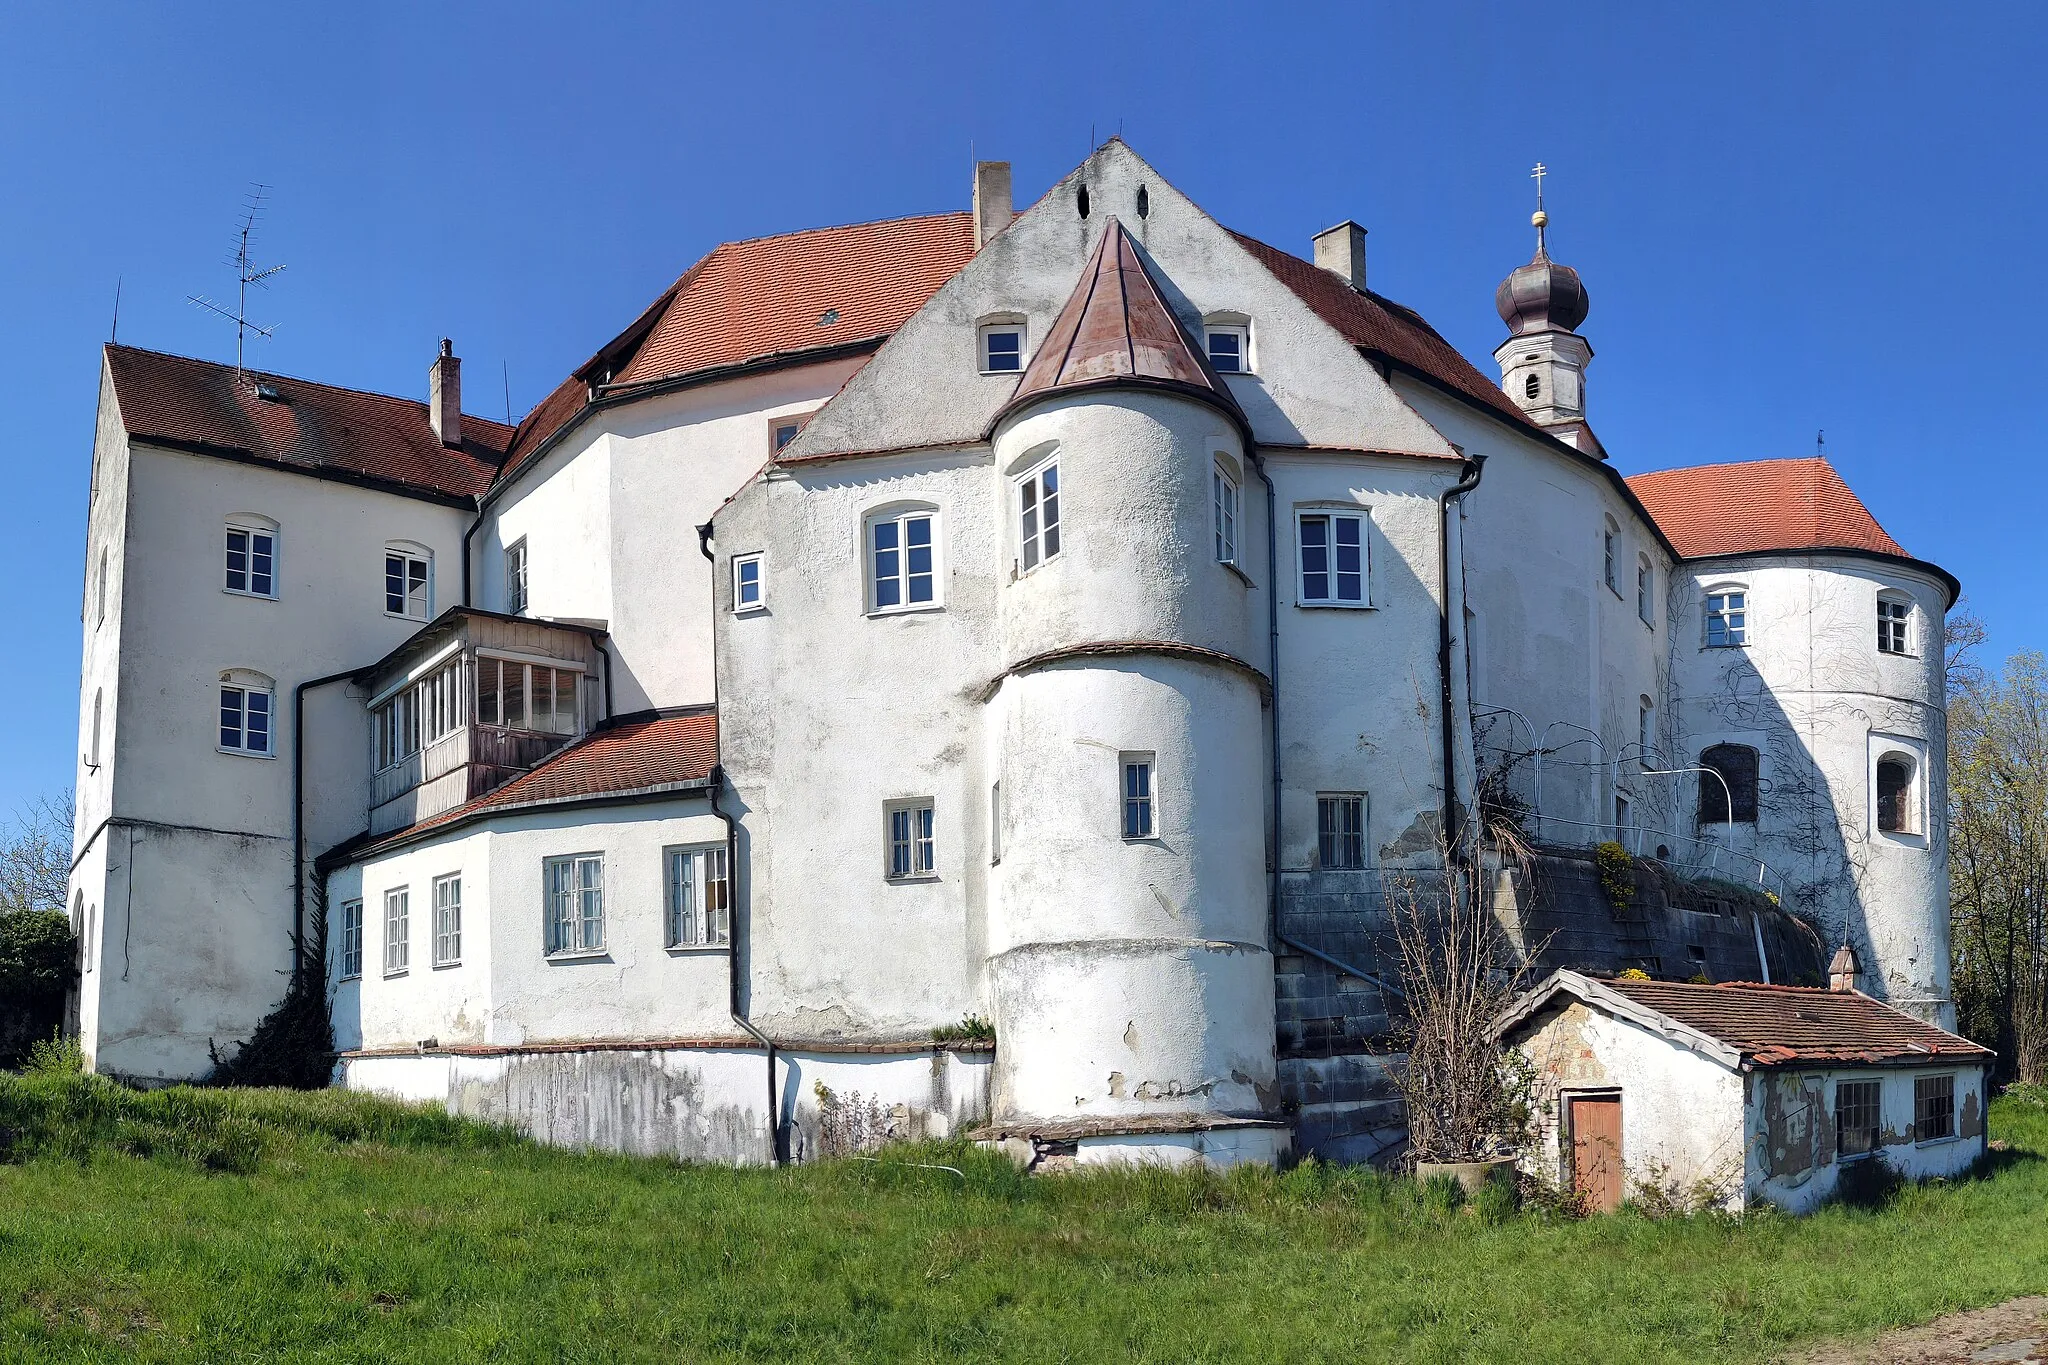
[995, 217, 1246, 434]
[1495, 247, 1590, 336]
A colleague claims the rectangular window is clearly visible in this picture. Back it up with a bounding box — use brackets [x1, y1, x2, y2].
[219, 685, 272, 755]
[1914, 1074, 1956, 1142]
[666, 845, 731, 948]
[1603, 530, 1617, 593]
[386, 551, 430, 619]
[1638, 703, 1654, 766]
[886, 801, 936, 879]
[225, 526, 276, 597]
[1019, 461, 1061, 572]
[1206, 326, 1247, 373]
[871, 513, 937, 611]
[473, 657, 581, 736]
[383, 887, 409, 975]
[771, 415, 807, 453]
[432, 874, 461, 966]
[1637, 560, 1654, 625]
[1614, 793, 1632, 833]
[1705, 590, 1747, 647]
[1878, 598, 1911, 654]
[1836, 1079, 1882, 1159]
[339, 899, 363, 980]
[1214, 466, 1239, 565]
[981, 325, 1023, 373]
[1317, 794, 1367, 870]
[1122, 755, 1154, 839]
[1298, 511, 1365, 605]
[544, 854, 605, 956]
[506, 539, 528, 616]
[733, 553, 765, 612]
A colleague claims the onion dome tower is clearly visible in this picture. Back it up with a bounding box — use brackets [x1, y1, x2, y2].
[1493, 164, 1601, 456]
[981, 219, 1283, 1167]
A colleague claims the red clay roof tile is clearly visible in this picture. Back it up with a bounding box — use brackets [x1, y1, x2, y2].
[1625, 457, 1909, 561]
[1603, 977, 1990, 1068]
[106, 345, 509, 501]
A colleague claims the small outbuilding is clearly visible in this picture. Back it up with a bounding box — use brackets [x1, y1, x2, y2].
[1498, 969, 1993, 1213]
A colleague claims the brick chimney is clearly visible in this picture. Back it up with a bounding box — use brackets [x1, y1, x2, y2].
[429, 339, 461, 448]
[1829, 943, 1860, 993]
[1312, 220, 1368, 292]
[974, 161, 1013, 250]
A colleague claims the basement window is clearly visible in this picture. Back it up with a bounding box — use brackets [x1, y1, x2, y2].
[886, 800, 937, 880]
[1836, 1079, 1881, 1159]
[1914, 1074, 1955, 1142]
[1318, 793, 1366, 870]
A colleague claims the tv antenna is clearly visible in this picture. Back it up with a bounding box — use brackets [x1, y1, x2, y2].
[187, 184, 286, 378]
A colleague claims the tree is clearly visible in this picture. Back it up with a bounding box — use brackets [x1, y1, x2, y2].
[0, 789, 73, 918]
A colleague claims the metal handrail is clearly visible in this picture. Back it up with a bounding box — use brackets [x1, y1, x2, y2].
[1528, 812, 1785, 900]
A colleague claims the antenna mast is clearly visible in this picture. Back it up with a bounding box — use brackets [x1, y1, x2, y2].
[187, 184, 286, 379]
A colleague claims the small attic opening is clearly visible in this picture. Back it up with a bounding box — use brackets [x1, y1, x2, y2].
[253, 381, 284, 402]
[1077, 184, 1090, 220]
[1136, 185, 1149, 218]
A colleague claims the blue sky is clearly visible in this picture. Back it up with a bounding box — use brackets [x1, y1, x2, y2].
[3, 2, 2043, 814]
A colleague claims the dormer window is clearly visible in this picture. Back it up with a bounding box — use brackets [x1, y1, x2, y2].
[1205, 322, 1251, 374]
[979, 318, 1025, 374]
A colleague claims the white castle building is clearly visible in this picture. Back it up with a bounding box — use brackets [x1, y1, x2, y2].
[67, 142, 1957, 1167]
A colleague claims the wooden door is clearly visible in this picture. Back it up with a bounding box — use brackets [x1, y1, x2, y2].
[1570, 1095, 1624, 1212]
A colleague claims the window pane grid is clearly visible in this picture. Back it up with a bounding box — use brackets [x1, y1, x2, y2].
[1214, 469, 1238, 564]
[506, 541, 528, 616]
[886, 804, 935, 879]
[1878, 599, 1910, 654]
[220, 685, 272, 754]
[1020, 463, 1059, 571]
[735, 555, 763, 609]
[433, 875, 461, 965]
[387, 553, 430, 618]
[1299, 513, 1366, 604]
[1318, 795, 1366, 870]
[545, 855, 604, 955]
[1706, 591, 1747, 647]
[1123, 760, 1153, 839]
[340, 899, 363, 979]
[1914, 1074, 1955, 1141]
[983, 328, 1022, 372]
[384, 889, 409, 974]
[1836, 1080, 1882, 1158]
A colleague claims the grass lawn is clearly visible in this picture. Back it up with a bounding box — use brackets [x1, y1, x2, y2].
[3, 1075, 2047, 1363]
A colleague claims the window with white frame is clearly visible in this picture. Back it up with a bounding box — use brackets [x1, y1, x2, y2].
[1297, 510, 1365, 605]
[544, 853, 605, 956]
[732, 553, 765, 613]
[219, 675, 274, 756]
[505, 539, 529, 616]
[978, 319, 1025, 373]
[1214, 463, 1239, 565]
[1205, 321, 1250, 374]
[1637, 556, 1655, 625]
[432, 874, 461, 966]
[1705, 587, 1747, 647]
[373, 659, 467, 770]
[383, 887, 409, 975]
[225, 520, 277, 598]
[1602, 520, 1618, 595]
[869, 509, 939, 612]
[1121, 754, 1155, 839]
[770, 415, 805, 454]
[385, 546, 431, 619]
[885, 800, 936, 879]
[1018, 457, 1060, 573]
[339, 898, 363, 980]
[1878, 594, 1912, 655]
[665, 845, 731, 948]
[1318, 793, 1367, 870]
[475, 656, 582, 736]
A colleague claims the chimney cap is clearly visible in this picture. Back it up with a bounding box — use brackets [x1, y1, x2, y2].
[440, 338, 454, 358]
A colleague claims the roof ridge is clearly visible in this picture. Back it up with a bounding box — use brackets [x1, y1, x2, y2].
[1629, 455, 1833, 480]
[707, 208, 971, 254]
[107, 343, 517, 436]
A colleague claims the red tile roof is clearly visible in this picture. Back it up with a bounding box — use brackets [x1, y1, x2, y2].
[493, 212, 978, 489]
[1601, 976, 1990, 1068]
[1230, 232, 1540, 431]
[350, 711, 718, 859]
[1626, 457, 1910, 562]
[1002, 217, 1244, 431]
[106, 345, 510, 501]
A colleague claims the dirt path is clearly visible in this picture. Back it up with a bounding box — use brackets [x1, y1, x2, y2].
[1786, 1298, 2048, 1364]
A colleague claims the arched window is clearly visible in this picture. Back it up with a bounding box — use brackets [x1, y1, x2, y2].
[1524, 373, 1541, 400]
[89, 689, 102, 769]
[1637, 554, 1655, 625]
[977, 314, 1026, 374]
[1699, 744, 1759, 825]
[1877, 591, 1913, 655]
[1704, 583, 1748, 648]
[1603, 516, 1619, 594]
[71, 890, 85, 973]
[384, 541, 432, 620]
[218, 668, 277, 757]
[1876, 752, 1917, 834]
[1203, 313, 1253, 374]
[96, 548, 108, 625]
[1637, 696, 1654, 767]
[865, 504, 942, 613]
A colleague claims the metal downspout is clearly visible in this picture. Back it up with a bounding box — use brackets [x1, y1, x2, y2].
[460, 495, 482, 608]
[1436, 456, 1485, 860]
[699, 520, 780, 1167]
[292, 668, 360, 983]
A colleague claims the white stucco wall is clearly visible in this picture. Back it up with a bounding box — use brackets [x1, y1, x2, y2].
[1744, 1063, 1989, 1213]
[1667, 556, 1951, 1020]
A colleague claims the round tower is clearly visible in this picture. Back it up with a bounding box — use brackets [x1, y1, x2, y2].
[980, 219, 1282, 1167]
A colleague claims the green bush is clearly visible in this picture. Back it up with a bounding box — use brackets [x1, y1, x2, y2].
[0, 910, 74, 1069]
[1594, 841, 1635, 913]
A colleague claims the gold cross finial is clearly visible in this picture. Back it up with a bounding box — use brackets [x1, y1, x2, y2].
[1529, 162, 1550, 256]
[1531, 162, 1547, 209]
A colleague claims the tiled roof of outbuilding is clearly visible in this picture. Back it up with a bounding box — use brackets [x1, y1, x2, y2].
[1625, 457, 1910, 562]
[1229, 232, 1541, 431]
[1000, 217, 1244, 432]
[344, 711, 719, 862]
[492, 212, 978, 488]
[105, 345, 509, 501]
[1509, 971, 1992, 1069]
